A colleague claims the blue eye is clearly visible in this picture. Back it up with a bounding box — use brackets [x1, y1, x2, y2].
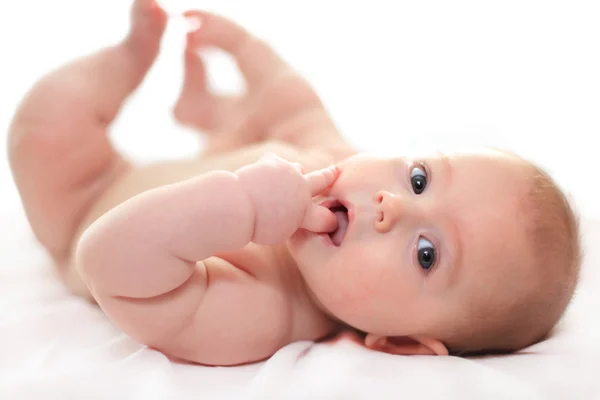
[411, 166, 428, 195]
[417, 237, 436, 271]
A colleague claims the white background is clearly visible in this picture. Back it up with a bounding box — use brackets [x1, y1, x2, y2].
[0, 0, 599, 219]
[0, 3, 599, 398]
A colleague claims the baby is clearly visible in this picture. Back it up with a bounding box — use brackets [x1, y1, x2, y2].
[8, 0, 581, 365]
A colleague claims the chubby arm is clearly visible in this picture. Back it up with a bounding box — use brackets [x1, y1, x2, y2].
[76, 171, 254, 299]
[75, 157, 338, 364]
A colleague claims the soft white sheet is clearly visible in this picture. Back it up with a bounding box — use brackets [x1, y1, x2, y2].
[2, 1, 600, 399]
[1, 203, 599, 399]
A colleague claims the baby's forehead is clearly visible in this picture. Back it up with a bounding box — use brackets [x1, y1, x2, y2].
[453, 210, 532, 298]
[447, 155, 534, 280]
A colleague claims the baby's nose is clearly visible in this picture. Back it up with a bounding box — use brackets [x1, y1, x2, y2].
[373, 190, 402, 233]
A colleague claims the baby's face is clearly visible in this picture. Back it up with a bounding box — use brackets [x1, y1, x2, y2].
[288, 149, 530, 338]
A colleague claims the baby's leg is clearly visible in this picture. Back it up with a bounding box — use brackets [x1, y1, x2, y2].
[173, 11, 354, 159]
[8, 0, 167, 297]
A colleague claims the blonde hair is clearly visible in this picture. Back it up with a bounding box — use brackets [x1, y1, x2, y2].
[443, 161, 582, 355]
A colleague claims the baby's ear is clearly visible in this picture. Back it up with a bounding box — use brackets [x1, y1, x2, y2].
[364, 334, 448, 356]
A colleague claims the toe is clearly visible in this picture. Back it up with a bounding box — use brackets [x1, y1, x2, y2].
[132, 0, 164, 18]
[126, 0, 167, 60]
[130, 0, 167, 38]
[183, 35, 208, 90]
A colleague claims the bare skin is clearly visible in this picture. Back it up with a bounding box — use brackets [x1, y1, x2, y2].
[9, 1, 533, 365]
[9, 1, 353, 365]
[9, 2, 351, 294]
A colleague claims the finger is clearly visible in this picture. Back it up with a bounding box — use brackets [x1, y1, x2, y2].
[301, 205, 338, 233]
[306, 166, 341, 197]
[183, 36, 208, 92]
[184, 10, 288, 89]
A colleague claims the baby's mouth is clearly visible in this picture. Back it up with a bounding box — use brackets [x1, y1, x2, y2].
[328, 203, 349, 246]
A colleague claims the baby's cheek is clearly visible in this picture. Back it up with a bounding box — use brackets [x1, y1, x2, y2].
[325, 247, 386, 313]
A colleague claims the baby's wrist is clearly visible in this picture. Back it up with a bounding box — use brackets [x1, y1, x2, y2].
[195, 171, 257, 250]
[235, 161, 303, 245]
[235, 163, 272, 245]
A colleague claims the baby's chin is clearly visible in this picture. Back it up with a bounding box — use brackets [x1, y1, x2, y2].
[286, 230, 326, 276]
[286, 229, 307, 261]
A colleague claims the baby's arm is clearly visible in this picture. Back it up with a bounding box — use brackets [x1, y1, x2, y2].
[76, 158, 338, 365]
[76, 172, 253, 299]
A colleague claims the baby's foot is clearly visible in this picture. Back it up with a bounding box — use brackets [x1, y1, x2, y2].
[173, 27, 237, 132]
[125, 0, 167, 65]
[173, 11, 350, 157]
[173, 10, 295, 146]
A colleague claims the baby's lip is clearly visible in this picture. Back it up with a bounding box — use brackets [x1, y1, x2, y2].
[339, 199, 353, 223]
[340, 199, 353, 237]
[318, 198, 341, 210]
[318, 197, 353, 244]
[318, 198, 353, 218]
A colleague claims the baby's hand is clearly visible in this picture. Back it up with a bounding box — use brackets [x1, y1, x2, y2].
[236, 154, 340, 245]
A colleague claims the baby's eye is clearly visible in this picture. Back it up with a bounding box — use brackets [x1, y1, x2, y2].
[410, 165, 428, 195]
[417, 237, 436, 271]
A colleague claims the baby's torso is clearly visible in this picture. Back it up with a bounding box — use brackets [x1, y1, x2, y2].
[207, 241, 339, 350]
